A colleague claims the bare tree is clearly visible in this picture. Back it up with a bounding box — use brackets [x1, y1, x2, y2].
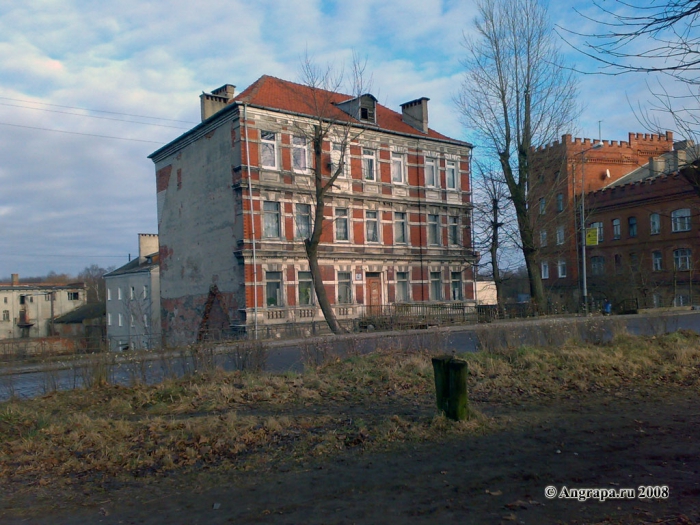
[562, 1, 700, 80]
[471, 162, 515, 312]
[456, 0, 579, 311]
[296, 55, 369, 334]
[78, 264, 113, 303]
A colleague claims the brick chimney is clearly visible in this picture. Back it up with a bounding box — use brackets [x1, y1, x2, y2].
[138, 234, 159, 264]
[200, 84, 236, 121]
[11, 273, 18, 285]
[400, 98, 430, 134]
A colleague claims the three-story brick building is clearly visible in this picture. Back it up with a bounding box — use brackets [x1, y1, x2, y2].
[149, 76, 476, 343]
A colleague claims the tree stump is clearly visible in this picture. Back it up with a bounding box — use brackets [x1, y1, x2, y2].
[432, 355, 469, 421]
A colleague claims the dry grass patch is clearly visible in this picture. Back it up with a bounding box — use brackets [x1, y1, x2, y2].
[2, 331, 698, 490]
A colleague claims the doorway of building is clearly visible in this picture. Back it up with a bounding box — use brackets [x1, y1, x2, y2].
[366, 273, 382, 315]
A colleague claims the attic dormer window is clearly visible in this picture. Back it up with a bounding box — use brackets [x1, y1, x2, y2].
[360, 98, 376, 123]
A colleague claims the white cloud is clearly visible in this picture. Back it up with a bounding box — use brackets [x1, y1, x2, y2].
[0, 0, 675, 277]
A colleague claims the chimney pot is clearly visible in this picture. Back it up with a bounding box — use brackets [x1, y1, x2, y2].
[11, 273, 18, 285]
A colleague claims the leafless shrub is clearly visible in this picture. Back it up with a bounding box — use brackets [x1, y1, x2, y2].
[230, 340, 268, 372]
[301, 337, 334, 369]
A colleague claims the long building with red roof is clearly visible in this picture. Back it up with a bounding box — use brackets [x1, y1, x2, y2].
[149, 75, 476, 342]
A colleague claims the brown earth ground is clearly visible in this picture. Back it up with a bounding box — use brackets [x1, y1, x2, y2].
[1, 334, 699, 524]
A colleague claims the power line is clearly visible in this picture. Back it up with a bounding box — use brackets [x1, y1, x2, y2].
[0, 96, 197, 124]
[0, 121, 164, 144]
[0, 102, 191, 129]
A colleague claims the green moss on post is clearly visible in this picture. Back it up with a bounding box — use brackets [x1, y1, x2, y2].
[432, 355, 469, 421]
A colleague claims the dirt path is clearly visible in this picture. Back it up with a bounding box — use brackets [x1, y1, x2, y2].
[3, 388, 698, 525]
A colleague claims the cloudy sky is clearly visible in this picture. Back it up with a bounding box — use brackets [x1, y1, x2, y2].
[0, 0, 677, 278]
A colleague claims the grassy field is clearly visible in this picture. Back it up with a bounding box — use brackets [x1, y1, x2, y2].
[1, 330, 699, 492]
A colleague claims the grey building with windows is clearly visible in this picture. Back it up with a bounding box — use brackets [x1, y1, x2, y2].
[104, 234, 161, 350]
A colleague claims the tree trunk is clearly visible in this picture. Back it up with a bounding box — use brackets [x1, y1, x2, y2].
[304, 126, 345, 335]
[490, 198, 505, 315]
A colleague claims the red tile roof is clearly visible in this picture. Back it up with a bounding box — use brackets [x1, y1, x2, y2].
[233, 75, 462, 143]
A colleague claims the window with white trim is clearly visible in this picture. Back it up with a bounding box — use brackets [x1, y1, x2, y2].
[539, 198, 545, 215]
[650, 213, 661, 235]
[391, 153, 405, 183]
[335, 208, 349, 241]
[652, 251, 663, 271]
[428, 214, 440, 245]
[396, 271, 409, 302]
[260, 130, 277, 169]
[263, 201, 281, 238]
[430, 271, 443, 300]
[450, 271, 463, 301]
[425, 157, 438, 187]
[107, 313, 111, 326]
[556, 193, 563, 212]
[337, 272, 352, 304]
[296, 203, 311, 240]
[541, 261, 549, 279]
[2, 310, 10, 322]
[266, 271, 283, 307]
[612, 218, 621, 240]
[118, 313, 123, 327]
[394, 212, 407, 244]
[628, 216, 637, 238]
[672, 208, 691, 232]
[362, 149, 376, 181]
[590, 222, 604, 242]
[557, 259, 567, 278]
[107, 288, 111, 301]
[298, 271, 314, 306]
[446, 161, 457, 189]
[292, 136, 308, 172]
[556, 225, 565, 245]
[674, 248, 692, 271]
[366, 210, 379, 243]
[448, 216, 460, 245]
[331, 142, 349, 178]
[539, 229, 547, 247]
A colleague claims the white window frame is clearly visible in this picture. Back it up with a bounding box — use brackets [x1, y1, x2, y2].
[118, 287, 122, 301]
[266, 271, 283, 307]
[540, 229, 547, 247]
[107, 288, 112, 301]
[107, 313, 111, 326]
[335, 208, 349, 241]
[394, 212, 408, 244]
[445, 160, 458, 190]
[672, 208, 691, 232]
[650, 213, 661, 235]
[263, 201, 281, 238]
[430, 271, 443, 300]
[674, 248, 692, 271]
[391, 152, 405, 184]
[448, 216, 460, 246]
[292, 135, 308, 173]
[118, 313, 123, 327]
[298, 271, 314, 306]
[612, 218, 621, 240]
[541, 261, 549, 279]
[337, 271, 353, 304]
[652, 251, 663, 271]
[260, 130, 277, 170]
[295, 203, 312, 240]
[450, 271, 463, 301]
[362, 149, 376, 181]
[425, 157, 438, 187]
[331, 142, 349, 178]
[539, 198, 545, 215]
[365, 210, 379, 243]
[556, 225, 565, 245]
[556, 193, 563, 212]
[428, 214, 440, 246]
[395, 271, 410, 302]
[557, 259, 567, 278]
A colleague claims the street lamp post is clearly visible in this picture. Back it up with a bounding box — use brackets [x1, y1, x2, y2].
[577, 142, 603, 315]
